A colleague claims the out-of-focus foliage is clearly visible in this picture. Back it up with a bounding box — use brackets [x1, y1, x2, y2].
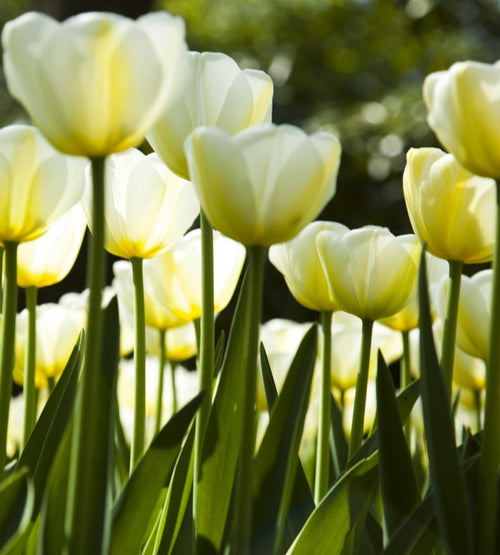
[160, 0, 500, 232]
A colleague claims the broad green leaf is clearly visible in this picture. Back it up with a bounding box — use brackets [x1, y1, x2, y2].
[376, 351, 420, 539]
[110, 392, 202, 555]
[155, 426, 195, 555]
[195, 270, 251, 552]
[252, 327, 317, 554]
[16, 333, 82, 516]
[0, 468, 33, 551]
[348, 378, 420, 468]
[417, 249, 473, 555]
[287, 452, 379, 555]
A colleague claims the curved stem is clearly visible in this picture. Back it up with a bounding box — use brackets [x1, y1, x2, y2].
[348, 318, 374, 460]
[314, 310, 332, 503]
[0, 241, 18, 471]
[440, 260, 463, 401]
[22, 285, 38, 448]
[154, 328, 166, 435]
[231, 245, 266, 554]
[194, 212, 215, 519]
[130, 255, 146, 472]
[478, 181, 500, 555]
[65, 156, 108, 554]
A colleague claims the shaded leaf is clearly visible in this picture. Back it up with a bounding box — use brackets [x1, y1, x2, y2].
[0, 468, 33, 551]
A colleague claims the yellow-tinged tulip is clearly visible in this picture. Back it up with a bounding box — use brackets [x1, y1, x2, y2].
[145, 321, 197, 362]
[185, 124, 341, 246]
[2, 11, 188, 157]
[0, 125, 87, 244]
[269, 221, 349, 312]
[403, 147, 495, 264]
[13, 303, 82, 388]
[423, 61, 500, 179]
[317, 226, 419, 321]
[343, 380, 377, 438]
[17, 204, 87, 288]
[143, 229, 246, 321]
[113, 260, 188, 331]
[456, 270, 492, 361]
[85, 149, 199, 259]
[148, 51, 273, 179]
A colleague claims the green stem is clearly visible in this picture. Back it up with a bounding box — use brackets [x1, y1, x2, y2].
[314, 310, 332, 504]
[401, 329, 412, 444]
[478, 182, 500, 555]
[194, 212, 215, 519]
[170, 360, 178, 414]
[154, 329, 166, 435]
[440, 260, 463, 401]
[348, 318, 374, 460]
[0, 241, 18, 471]
[0, 246, 4, 311]
[65, 156, 108, 554]
[130, 256, 146, 473]
[22, 285, 38, 448]
[231, 245, 266, 554]
[474, 389, 481, 434]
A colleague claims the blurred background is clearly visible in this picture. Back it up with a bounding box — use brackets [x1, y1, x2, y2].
[0, 0, 499, 323]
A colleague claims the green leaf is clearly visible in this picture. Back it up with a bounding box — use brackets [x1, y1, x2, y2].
[288, 452, 379, 555]
[348, 378, 420, 468]
[329, 392, 348, 479]
[376, 351, 420, 539]
[195, 270, 251, 552]
[16, 333, 83, 516]
[252, 326, 317, 554]
[417, 248, 473, 555]
[0, 468, 34, 551]
[110, 392, 202, 555]
[260, 342, 278, 411]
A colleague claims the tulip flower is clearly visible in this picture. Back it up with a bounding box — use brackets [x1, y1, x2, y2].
[2, 11, 188, 157]
[143, 229, 246, 322]
[423, 61, 500, 180]
[317, 226, 419, 457]
[185, 124, 341, 246]
[403, 147, 495, 265]
[148, 50, 273, 180]
[85, 148, 199, 260]
[456, 270, 492, 362]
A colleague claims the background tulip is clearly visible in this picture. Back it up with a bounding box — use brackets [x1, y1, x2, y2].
[148, 50, 273, 179]
[403, 147, 495, 264]
[185, 124, 341, 246]
[2, 11, 188, 156]
[423, 61, 500, 179]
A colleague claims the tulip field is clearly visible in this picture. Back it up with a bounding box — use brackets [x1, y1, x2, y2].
[0, 8, 499, 555]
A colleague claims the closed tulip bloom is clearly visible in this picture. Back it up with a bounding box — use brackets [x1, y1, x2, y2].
[113, 260, 188, 331]
[13, 303, 82, 388]
[148, 51, 273, 179]
[0, 125, 87, 244]
[2, 11, 188, 157]
[143, 229, 246, 321]
[17, 204, 87, 288]
[403, 147, 495, 264]
[456, 270, 492, 361]
[185, 124, 341, 246]
[423, 61, 500, 179]
[146, 321, 197, 362]
[317, 226, 420, 321]
[269, 221, 349, 312]
[85, 149, 199, 259]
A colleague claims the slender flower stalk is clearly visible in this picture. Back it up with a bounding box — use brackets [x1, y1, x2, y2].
[440, 260, 464, 401]
[314, 310, 333, 503]
[155, 329, 167, 435]
[478, 183, 500, 555]
[130, 256, 146, 472]
[231, 245, 266, 554]
[22, 285, 38, 448]
[0, 240, 18, 471]
[348, 318, 374, 460]
[170, 360, 178, 414]
[401, 329, 412, 442]
[65, 156, 108, 553]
